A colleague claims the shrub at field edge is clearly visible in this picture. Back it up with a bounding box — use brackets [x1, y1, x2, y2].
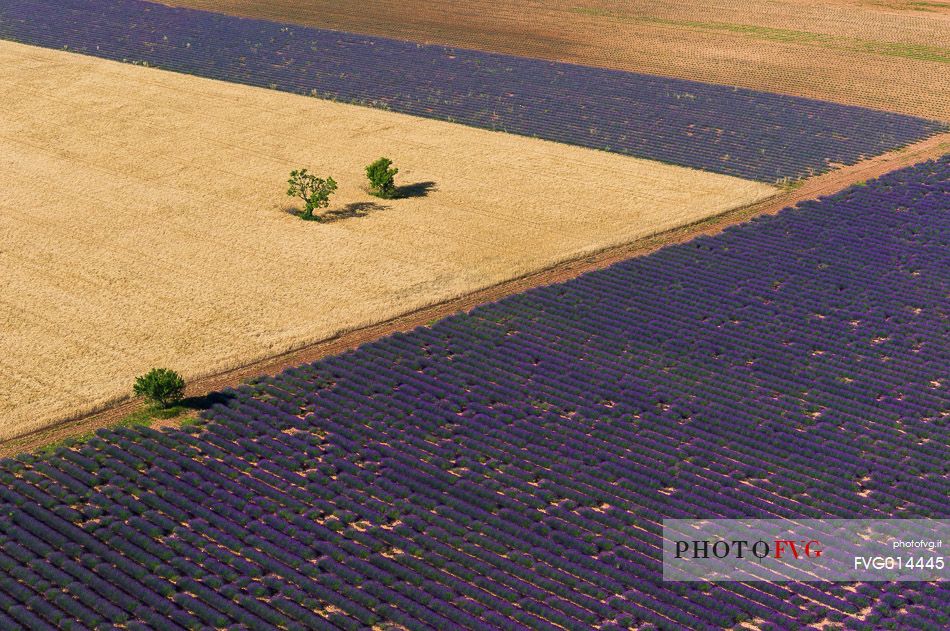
[133, 368, 186, 408]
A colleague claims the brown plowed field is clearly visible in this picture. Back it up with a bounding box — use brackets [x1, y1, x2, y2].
[158, 0, 950, 121]
[4, 125, 947, 459]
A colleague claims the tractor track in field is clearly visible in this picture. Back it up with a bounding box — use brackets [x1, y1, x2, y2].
[3, 131, 948, 458]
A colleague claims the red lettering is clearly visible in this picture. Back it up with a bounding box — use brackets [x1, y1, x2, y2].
[774, 540, 800, 559]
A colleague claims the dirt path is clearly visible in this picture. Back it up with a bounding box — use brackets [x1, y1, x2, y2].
[3, 131, 948, 459]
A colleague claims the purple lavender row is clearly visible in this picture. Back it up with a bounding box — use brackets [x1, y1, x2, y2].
[0, 0, 945, 181]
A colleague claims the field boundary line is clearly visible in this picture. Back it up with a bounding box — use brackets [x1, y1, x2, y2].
[3, 131, 948, 458]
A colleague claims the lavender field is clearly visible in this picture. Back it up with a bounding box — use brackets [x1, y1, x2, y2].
[0, 158, 947, 628]
[0, 0, 945, 182]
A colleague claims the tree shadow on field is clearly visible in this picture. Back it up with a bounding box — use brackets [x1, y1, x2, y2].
[320, 201, 390, 223]
[179, 391, 235, 412]
[284, 201, 389, 222]
[395, 180, 437, 199]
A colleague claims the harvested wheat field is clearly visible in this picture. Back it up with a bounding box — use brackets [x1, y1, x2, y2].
[160, 0, 950, 120]
[0, 40, 776, 439]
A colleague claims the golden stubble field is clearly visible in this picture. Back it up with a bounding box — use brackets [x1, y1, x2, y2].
[0, 40, 776, 439]
[161, 0, 950, 120]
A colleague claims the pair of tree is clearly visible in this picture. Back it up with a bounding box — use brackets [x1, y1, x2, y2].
[286, 157, 399, 221]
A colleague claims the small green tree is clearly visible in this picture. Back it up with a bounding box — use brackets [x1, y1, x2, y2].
[133, 368, 186, 408]
[365, 157, 399, 199]
[287, 169, 338, 220]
